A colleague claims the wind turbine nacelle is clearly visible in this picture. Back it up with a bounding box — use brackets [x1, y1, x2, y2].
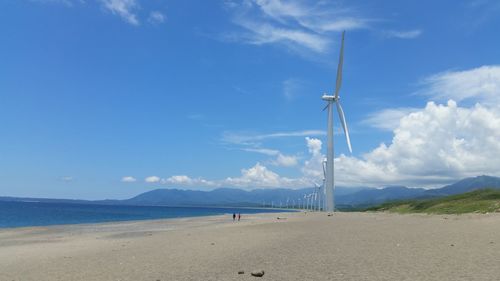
[321, 94, 337, 101]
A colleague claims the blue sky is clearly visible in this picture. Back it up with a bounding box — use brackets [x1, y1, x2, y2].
[1, 0, 500, 199]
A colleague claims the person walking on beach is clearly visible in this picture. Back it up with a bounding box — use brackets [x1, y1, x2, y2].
[238, 213, 241, 221]
[233, 213, 236, 221]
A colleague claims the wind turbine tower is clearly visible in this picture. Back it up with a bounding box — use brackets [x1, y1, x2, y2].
[322, 31, 353, 213]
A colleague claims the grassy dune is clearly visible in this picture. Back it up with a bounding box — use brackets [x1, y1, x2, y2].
[366, 189, 500, 214]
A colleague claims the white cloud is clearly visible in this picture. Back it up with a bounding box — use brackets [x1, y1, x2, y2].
[148, 11, 166, 24]
[305, 136, 322, 155]
[163, 175, 216, 186]
[164, 175, 191, 184]
[222, 129, 325, 145]
[302, 17, 367, 33]
[148, 139, 323, 189]
[225, 0, 367, 54]
[156, 164, 306, 189]
[420, 65, 500, 104]
[233, 20, 330, 53]
[384, 29, 422, 39]
[242, 147, 298, 167]
[363, 107, 419, 131]
[302, 137, 324, 178]
[145, 176, 161, 183]
[99, 0, 140, 25]
[242, 147, 280, 156]
[141, 64, 500, 189]
[35, 0, 162, 26]
[224, 162, 307, 188]
[121, 176, 137, 183]
[130, 98, 500, 189]
[224, 163, 282, 187]
[224, 129, 322, 169]
[273, 153, 298, 167]
[336, 100, 500, 187]
[252, 0, 308, 20]
[251, 0, 368, 33]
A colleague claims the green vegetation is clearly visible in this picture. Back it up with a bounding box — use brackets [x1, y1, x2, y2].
[366, 189, 500, 214]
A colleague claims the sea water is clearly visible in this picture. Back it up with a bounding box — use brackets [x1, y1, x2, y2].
[0, 201, 292, 228]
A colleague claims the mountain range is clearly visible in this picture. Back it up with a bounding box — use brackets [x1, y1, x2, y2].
[2, 175, 500, 209]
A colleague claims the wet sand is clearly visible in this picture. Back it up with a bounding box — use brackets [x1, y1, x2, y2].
[1, 212, 499, 281]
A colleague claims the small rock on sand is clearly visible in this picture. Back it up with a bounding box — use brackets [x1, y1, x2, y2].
[251, 270, 265, 277]
[238, 270, 244, 274]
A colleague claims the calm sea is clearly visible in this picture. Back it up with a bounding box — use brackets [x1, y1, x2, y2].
[0, 201, 291, 228]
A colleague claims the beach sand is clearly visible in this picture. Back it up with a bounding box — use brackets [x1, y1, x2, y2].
[1, 212, 499, 281]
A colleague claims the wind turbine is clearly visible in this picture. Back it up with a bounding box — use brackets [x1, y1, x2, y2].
[321, 31, 352, 213]
[313, 182, 321, 211]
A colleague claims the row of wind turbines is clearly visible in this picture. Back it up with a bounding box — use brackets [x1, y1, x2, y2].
[263, 31, 352, 213]
[260, 174, 325, 211]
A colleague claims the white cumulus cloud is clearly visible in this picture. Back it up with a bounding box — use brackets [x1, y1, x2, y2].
[337, 100, 500, 187]
[163, 175, 216, 186]
[145, 176, 161, 183]
[140, 65, 500, 189]
[121, 176, 137, 183]
[302, 137, 324, 178]
[223, 162, 307, 188]
[273, 153, 298, 167]
[363, 107, 419, 131]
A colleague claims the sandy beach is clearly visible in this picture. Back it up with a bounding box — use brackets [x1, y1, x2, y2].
[1, 212, 499, 281]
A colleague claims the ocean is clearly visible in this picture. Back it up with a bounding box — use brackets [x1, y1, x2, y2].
[0, 201, 292, 228]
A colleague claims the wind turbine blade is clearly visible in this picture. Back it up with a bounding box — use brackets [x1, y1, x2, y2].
[336, 101, 352, 153]
[334, 31, 345, 99]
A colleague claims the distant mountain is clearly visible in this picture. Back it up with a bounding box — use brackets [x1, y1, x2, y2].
[0, 196, 90, 204]
[2, 175, 500, 210]
[123, 175, 500, 209]
[337, 186, 426, 209]
[424, 175, 500, 196]
[123, 187, 366, 207]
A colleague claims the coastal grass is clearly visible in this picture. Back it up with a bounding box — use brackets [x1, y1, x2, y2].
[366, 189, 500, 214]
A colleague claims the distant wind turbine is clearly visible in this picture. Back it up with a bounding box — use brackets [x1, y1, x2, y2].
[313, 182, 321, 211]
[321, 31, 353, 213]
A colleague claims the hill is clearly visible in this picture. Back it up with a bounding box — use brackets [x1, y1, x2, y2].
[337, 186, 426, 209]
[3, 175, 500, 209]
[366, 189, 500, 214]
[424, 175, 500, 196]
[123, 187, 367, 207]
[121, 175, 500, 209]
